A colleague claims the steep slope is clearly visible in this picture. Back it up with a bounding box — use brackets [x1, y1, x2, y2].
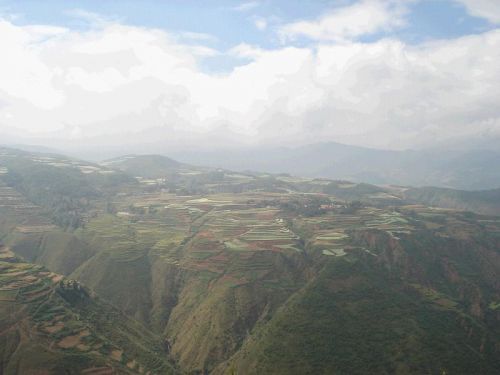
[0, 178, 96, 276]
[222, 216, 500, 374]
[69, 201, 308, 372]
[0, 247, 175, 374]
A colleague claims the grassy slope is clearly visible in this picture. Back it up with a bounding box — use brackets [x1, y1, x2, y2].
[9, 230, 95, 275]
[164, 252, 305, 372]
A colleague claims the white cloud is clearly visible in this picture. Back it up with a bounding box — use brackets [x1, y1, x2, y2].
[178, 31, 218, 43]
[0, 20, 67, 110]
[229, 43, 265, 59]
[65, 66, 128, 92]
[254, 18, 267, 31]
[455, 0, 500, 24]
[279, 0, 410, 42]
[0, 14, 499, 151]
[233, 2, 260, 12]
[65, 8, 119, 26]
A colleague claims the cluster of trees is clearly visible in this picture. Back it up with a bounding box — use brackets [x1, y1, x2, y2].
[339, 200, 364, 214]
[247, 196, 365, 216]
[4, 164, 95, 229]
[57, 279, 90, 304]
[2, 158, 130, 229]
[248, 196, 331, 217]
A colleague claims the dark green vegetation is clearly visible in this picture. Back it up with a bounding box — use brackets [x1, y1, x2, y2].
[0, 147, 134, 229]
[1, 147, 500, 374]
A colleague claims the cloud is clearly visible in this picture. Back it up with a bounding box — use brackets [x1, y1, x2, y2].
[254, 18, 267, 31]
[65, 8, 122, 26]
[0, 12, 499, 152]
[233, 2, 260, 13]
[279, 0, 410, 42]
[0, 20, 67, 110]
[454, 0, 500, 24]
[228, 43, 265, 59]
[178, 31, 218, 43]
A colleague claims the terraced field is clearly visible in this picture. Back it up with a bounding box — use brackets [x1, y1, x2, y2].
[290, 206, 415, 259]
[79, 193, 304, 283]
[0, 247, 174, 374]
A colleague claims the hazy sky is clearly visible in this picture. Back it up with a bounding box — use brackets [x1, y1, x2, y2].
[1, 0, 499, 152]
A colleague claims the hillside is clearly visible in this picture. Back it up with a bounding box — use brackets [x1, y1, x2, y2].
[402, 186, 500, 216]
[0, 247, 175, 374]
[223, 224, 500, 374]
[102, 155, 183, 179]
[0, 147, 134, 229]
[1, 147, 500, 374]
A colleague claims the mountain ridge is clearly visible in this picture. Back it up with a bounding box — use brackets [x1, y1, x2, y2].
[171, 141, 500, 190]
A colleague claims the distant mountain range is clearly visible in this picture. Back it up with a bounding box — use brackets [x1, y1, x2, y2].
[172, 142, 500, 190]
[4, 140, 500, 190]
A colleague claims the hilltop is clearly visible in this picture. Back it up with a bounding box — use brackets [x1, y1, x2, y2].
[102, 155, 184, 179]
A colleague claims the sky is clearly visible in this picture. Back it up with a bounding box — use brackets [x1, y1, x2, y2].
[0, 0, 500, 153]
